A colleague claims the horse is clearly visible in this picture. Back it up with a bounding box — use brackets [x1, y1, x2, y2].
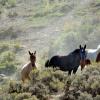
[21, 51, 36, 82]
[86, 44, 100, 62]
[45, 45, 87, 75]
[96, 52, 100, 62]
[85, 59, 91, 65]
[80, 44, 100, 70]
[80, 59, 91, 71]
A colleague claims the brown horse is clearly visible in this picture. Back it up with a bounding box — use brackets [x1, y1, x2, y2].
[21, 51, 36, 82]
[80, 59, 91, 71]
[85, 59, 91, 65]
[80, 44, 100, 70]
[96, 52, 100, 62]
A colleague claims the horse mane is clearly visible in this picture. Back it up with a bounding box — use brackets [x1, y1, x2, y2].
[71, 49, 80, 54]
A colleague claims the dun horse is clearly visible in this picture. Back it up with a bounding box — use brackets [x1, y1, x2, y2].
[21, 51, 36, 82]
[45, 45, 87, 75]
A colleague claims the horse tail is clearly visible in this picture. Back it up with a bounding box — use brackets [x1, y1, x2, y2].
[45, 59, 50, 67]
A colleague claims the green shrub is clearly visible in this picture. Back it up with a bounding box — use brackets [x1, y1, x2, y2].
[1, 63, 100, 100]
[29, 82, 49, 100]
[25, 95, 39, 100]
[0, 51, 17, 75]
[49, 78, 65, 93]
[8, 11, 18, 18]
[0, 93, 15, 100]
[7, 0, 16, 7]
[30, 69, 40, 84]
[94, 95, 100, 100]
[78, 92, 93, 100]
[9, 81, 23, 93]
[8, 81, 30, 93]
[13, 43, 21, 52]
[0, 0, 16, 7]
[0, 51, 15, 63]
[15, 93, 31, 100]
[0, 27, 17, 40]
[0, 0, 8, 6]
[0, 42, 21, 54]
[0, 43, 9, 53]
[0, 46, 21, 75]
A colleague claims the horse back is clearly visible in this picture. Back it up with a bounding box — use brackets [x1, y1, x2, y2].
[60, 54, 79, 69]
[50, 55, 61, 66]
[21, 62, 32, 73]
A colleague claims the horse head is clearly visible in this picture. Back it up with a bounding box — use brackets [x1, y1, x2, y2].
[28, 51, 36, 67]
[79, 45, 87, 70]
[85, 59, 91, 65]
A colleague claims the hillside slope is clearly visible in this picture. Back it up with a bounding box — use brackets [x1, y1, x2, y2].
[0, 0, 100, 68]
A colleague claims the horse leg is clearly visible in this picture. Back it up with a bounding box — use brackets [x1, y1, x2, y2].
[73, 67, 78, 74]
[21, 73, 29, 83]
[68, 70, 72, 75]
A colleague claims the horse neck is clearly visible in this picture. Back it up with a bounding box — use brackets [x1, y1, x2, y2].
[75, 53, 80, 61]
[69, 52, 80, 63]
[22, 62, 31, 70]
[31, 61, 36, 67]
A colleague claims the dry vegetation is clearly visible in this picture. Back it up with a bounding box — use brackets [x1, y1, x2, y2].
[0, 0, 100, 100]
[0, 63, 100, 100]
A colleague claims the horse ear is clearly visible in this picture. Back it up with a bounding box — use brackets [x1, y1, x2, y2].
[28, 51, 31, 55]
[79, 45, 82, 49]
[84, 44, 86, 49]
[34, 51, 36, 55]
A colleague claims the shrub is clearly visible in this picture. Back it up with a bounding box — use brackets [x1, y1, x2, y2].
[9, 81, 23, 93]
[7, 0, 16, 7]
[30, 68, 67, 95]
[0, 0, 8, 6]
[0, 51, 15, 63]
[30, 69, 40, 85]
[0, 27, 17, 40]
[0, 93, 15, 100]
[15, 93, 31, 100]
[8, 81, 30, 93]
[0, 43, 9, 53]
[78, 92, 93, 100]
[29, 82, 49, 100]
[0, 44, 22, 75]
[49, 78, 65, 93]
[13, 43, 21, 53]
[94, 95, 100, 100]
[0, 51, 17, 75]
[0, 0, 16, 7]
[8, 11, 17, 18]
[25, 95, 39, 100]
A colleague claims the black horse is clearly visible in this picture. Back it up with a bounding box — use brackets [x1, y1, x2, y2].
[45, 45, 87, 75]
